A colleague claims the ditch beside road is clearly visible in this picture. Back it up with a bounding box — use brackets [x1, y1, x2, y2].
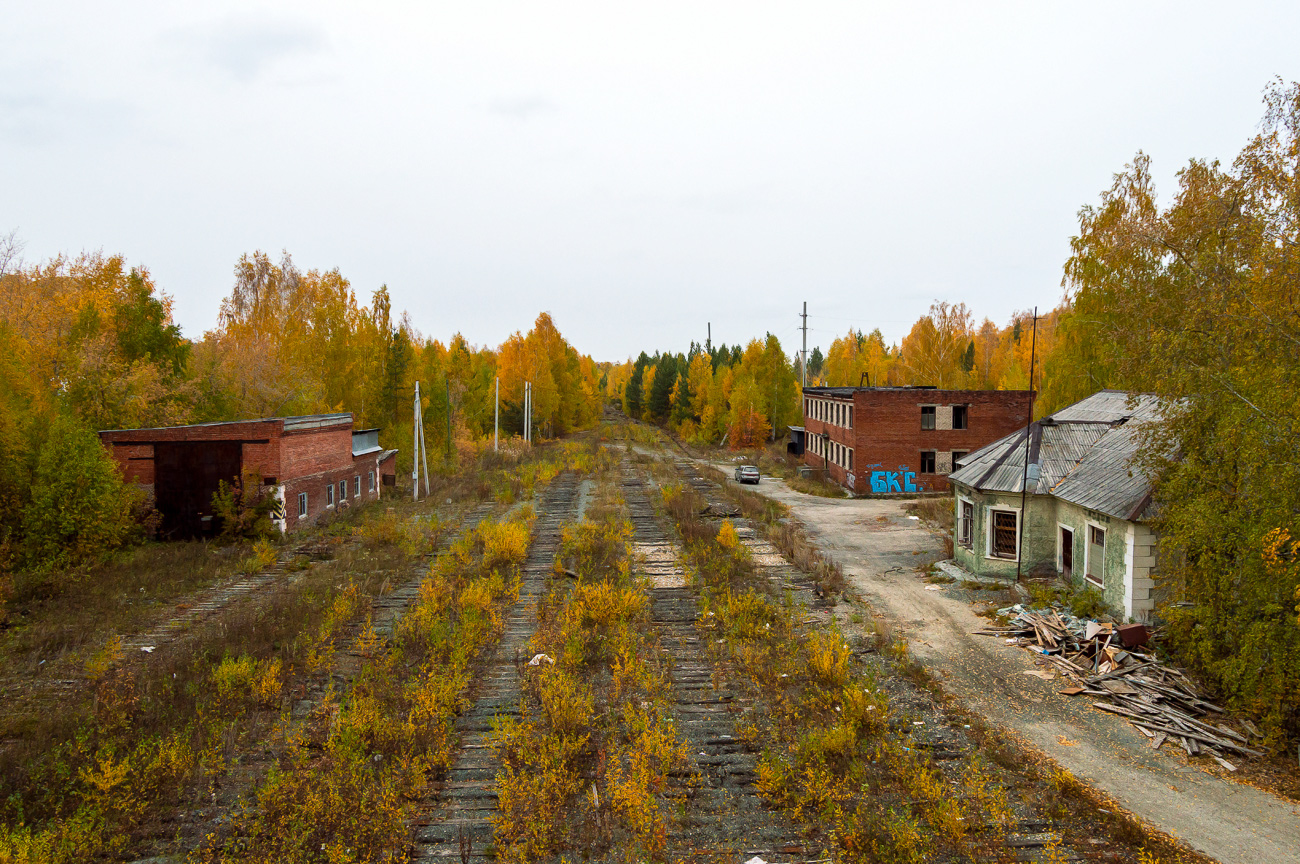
[712, 464, 1300, 864]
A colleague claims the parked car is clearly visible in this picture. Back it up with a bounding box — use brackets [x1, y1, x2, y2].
[734, 465, 760, 485]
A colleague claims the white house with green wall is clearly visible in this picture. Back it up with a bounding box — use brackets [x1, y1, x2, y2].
[947, 391, 1160, 621]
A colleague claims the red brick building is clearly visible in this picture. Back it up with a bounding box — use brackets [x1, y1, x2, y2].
[801, 387, 1032, 494]
[100, 413, 398, 537]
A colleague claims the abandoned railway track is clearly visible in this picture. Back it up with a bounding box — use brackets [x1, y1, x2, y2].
[410, 471, 582, 862]
[619, 458, 805, 860]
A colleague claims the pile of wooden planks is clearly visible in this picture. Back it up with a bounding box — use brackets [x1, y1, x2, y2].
[975, 606, 1263, 767]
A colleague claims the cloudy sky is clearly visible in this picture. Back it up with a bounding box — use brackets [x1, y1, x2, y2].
[3, 2, 1297, 361]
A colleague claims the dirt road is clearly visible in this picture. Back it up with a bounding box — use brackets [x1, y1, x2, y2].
[721, 467, 1300, 864]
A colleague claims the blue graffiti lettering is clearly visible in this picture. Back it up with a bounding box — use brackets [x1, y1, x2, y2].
[870, 471, 887, 493]
[904, 472, 917, 493]
[886, 471, 903, 493]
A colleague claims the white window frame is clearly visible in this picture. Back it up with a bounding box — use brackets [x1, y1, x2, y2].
[957, 497, 975, 549]
[297, 491, 308, 518]
[985, 505, 1021, 562]
[1084, 521, 1106, 588]
[326, 484, 334, 508]
[1056, 522, 1073, 574]
[368, 470, 376, 492]
[354, 475, 361, 497]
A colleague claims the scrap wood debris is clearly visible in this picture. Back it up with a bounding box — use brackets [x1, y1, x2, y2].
[975, 605, 1262, 764]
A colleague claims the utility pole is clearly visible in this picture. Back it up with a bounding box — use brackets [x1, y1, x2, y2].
[525, 382, 531, 445]
[446, 378, 452, 461]
[1015, 308, 1040, 583]
[800, 301, 808, 388]
[412, 381, 431, 501]
[412, 381, 420, 501]
[706, 323, 711, 355]
[494, 377, 499, 452]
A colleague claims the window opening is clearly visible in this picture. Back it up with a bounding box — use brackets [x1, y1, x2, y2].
[959, 500, 974, 548]
[953, 405, 968, 430]
[368, 471, 375, 492]
[326, 484, 334, 507]
[992, 510, 1018, 559]
[1087, 526, 1105, 586]
[921, 405, 936, 430]
[354, 475, 361, 497]
[920, 451, 936, 473]
[298, 492, 307, 517]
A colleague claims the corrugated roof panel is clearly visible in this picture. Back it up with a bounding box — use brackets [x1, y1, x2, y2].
[949, 391, 1161, 521]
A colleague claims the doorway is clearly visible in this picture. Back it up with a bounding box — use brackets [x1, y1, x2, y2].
[1060, 526, 1074, 580]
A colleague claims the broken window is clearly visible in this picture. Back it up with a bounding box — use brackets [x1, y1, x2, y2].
[298, 492, 307, 518]
[920, 451, 936, 473]
[354, 475, 361, 497]
[953, 405, 968, 429]
[338, 480, 347, 502]
[326, 484, 334, 507]
[368, 471, 376, 492]
[952, 450, 968, 468]
[992, 510, 1018, 559]
[921, 405, 936, 430]
[959, 500, 974, 548]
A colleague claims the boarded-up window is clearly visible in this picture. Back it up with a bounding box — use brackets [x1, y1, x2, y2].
[959, 500, 973, 548]
[921, 406, 936, 430]
[992, 510, 1018, 559]
[1087, 526, 1105, 586]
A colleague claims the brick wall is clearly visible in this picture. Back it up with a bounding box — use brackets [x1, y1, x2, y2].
[281, 425, 354, 477]
[802, 388, 1032, 494]
[283, 451, 391, 530]
[100, 416, 385, 535]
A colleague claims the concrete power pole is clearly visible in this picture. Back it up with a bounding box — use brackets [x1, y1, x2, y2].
[800, 302, 808, 388]
[413, 381, 420, 501]
[494, 377, 499, 452]
[707, 322, 711, 354]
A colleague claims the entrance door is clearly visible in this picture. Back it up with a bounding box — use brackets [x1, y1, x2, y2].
[154, 441, 242, 538]
[1060, 527, 1073, 580]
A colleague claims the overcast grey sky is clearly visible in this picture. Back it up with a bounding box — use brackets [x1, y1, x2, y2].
[3, 2, 1297, 361]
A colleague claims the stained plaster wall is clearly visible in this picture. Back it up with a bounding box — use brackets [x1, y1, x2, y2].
[952, 483, 1154, 621]
[951, 485, 1056, 580]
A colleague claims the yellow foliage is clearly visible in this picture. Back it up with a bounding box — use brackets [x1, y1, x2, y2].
[211, 655, 283, 708]
[716, 520, 740, 551]
[806, 630, 852, 688]
[84, 636, 124, 682]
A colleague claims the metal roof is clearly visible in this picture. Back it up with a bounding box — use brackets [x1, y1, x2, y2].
[948, 390, 1163, 521]
[100, 412, 353, 435]
[802, 386, 937, 396]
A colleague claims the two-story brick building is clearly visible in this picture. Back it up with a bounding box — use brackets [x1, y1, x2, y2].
[100, 413, 398, 537]
[801, 386, 1032, 494]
